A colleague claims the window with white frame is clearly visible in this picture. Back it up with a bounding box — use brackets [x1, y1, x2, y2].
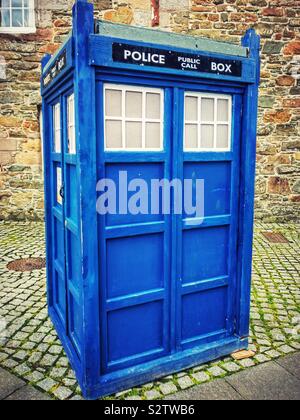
[67, 94, 76, 154]
[0, 0, 36, 34]
[53, 103, 61, 154]
[184, 93, 232, 151]
[104, 84, 164, 151]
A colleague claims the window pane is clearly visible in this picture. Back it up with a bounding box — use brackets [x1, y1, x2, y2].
[24, 8, 29, 26]
[0, 1, 11, 6]
[217, 99, 229, 122]
[106, 120, 122, 149]
[146, 123, 161, 149]
[126, 91, 142, 118]
[12, 9, 23, 27]
[126, 122, 142, 148]
[23, 0, 29, 6]
[68, 95, 76, 154]
[201, 98, 214, 122]
[53, 105, 61, 153]
[146, 93, 160, 119]
[0, 9, 10, 27]
[185, 96, 198, 122]
[217, 125, 229, 149]
[12, 0, 23, 7]
[185, 124, 198, 149]
[201, 125, 214, 149]
[56, 167, 62, 206]
[105, 89, 122, 117]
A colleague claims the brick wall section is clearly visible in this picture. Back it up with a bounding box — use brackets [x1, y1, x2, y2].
[0, 0, 299, 221]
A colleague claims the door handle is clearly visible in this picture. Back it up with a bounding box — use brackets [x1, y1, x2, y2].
[59, 184, 65, 200]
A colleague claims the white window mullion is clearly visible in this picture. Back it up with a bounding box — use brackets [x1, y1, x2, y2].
[198, 96, 201, 149]
[10, 0, 12, 27]
[22, 0, 24, 27]
[213, 97, 217, 149]
[122, 88, 126, 149]
[104, 84, 163, 152]
[184, 92, 232, 152]
[142, 91, 146, 150]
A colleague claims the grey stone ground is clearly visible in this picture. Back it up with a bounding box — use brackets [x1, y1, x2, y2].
[0, 222, 299, 400]
[167, 353, 300, 400]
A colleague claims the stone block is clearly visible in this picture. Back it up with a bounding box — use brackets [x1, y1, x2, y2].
[0, 138, 17, 151]
[231, 350, 256, 360]
[283, 41, 300, 55]
[263, 41, 284, 54]
[268, 177, 291, 195]
[0, 151, 14, 166]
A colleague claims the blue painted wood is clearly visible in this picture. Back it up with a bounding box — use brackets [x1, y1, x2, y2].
[96, 70, 246, 93]
[72, 0, 100, 394]
[237, 29, 261, 338]
[41, 36, 74, 96]
[41, 0, 260, 399]
[89, 35, 257, 84]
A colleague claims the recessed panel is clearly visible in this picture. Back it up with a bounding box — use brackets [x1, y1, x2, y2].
[104, 162, 164, 226]
[107, 301, 164, 364]
[182, 287, 227, 342]
[67, 231, 81, 287]
[107, 233, 164, 299]
[54, 216, 64, 267]
[69, 294, 82, 356]
[184, 162, 231, 218]
[67, 165, 78, 222]
[54, 270, 66, 322]
[182, 226, 229, 284]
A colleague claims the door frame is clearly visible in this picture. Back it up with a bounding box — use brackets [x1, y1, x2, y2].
[96, 70, 246, 372]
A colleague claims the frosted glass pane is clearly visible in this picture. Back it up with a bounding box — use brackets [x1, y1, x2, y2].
[146, 123, 161, 149]
[185, 96, 198, 121]
[12, 9, 23, 27]
[217, 125, 229, 149]
[105, 90, 122, 117]
[126, 91, 142, 118]
[201, 98, 215, 122]
[146, 93, 160, 119]
[1, 9, 10, 27]
[217, 99, 229, 122]
[56, 167, 62, 205]
[67, 96, 76, 154]
[106, 120, 122, 149]
[24, 9, 29, 26]
[12, 0, 23, 6]
[201, 125, 214, 149]
[53, 105, 61, 153]
[185, 124, 198, 149]
[126, 122, 142, 149]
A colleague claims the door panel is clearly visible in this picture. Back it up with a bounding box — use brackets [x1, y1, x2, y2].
[178, 91, 242, 350]
[98, 82, 242, 371]
[49, 91, 82, 359]
[99, 83, 172, 373]
[50, 100, 67, 328]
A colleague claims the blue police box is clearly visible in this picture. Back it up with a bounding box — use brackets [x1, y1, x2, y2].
[41, 0, 260, 399]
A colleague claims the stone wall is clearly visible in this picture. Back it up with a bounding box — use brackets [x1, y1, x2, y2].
[0, 0, 299, 221]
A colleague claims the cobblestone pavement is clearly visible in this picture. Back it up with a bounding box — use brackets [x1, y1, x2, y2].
[0, 222, 299, 400]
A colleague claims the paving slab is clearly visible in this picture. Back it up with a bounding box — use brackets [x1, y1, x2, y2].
[0, 367, 25, 400]
[5, 385, 51, 400]
[276, 353, 300, 380]
[166, 379, 244, 400]
[226, 361, 300, 400]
